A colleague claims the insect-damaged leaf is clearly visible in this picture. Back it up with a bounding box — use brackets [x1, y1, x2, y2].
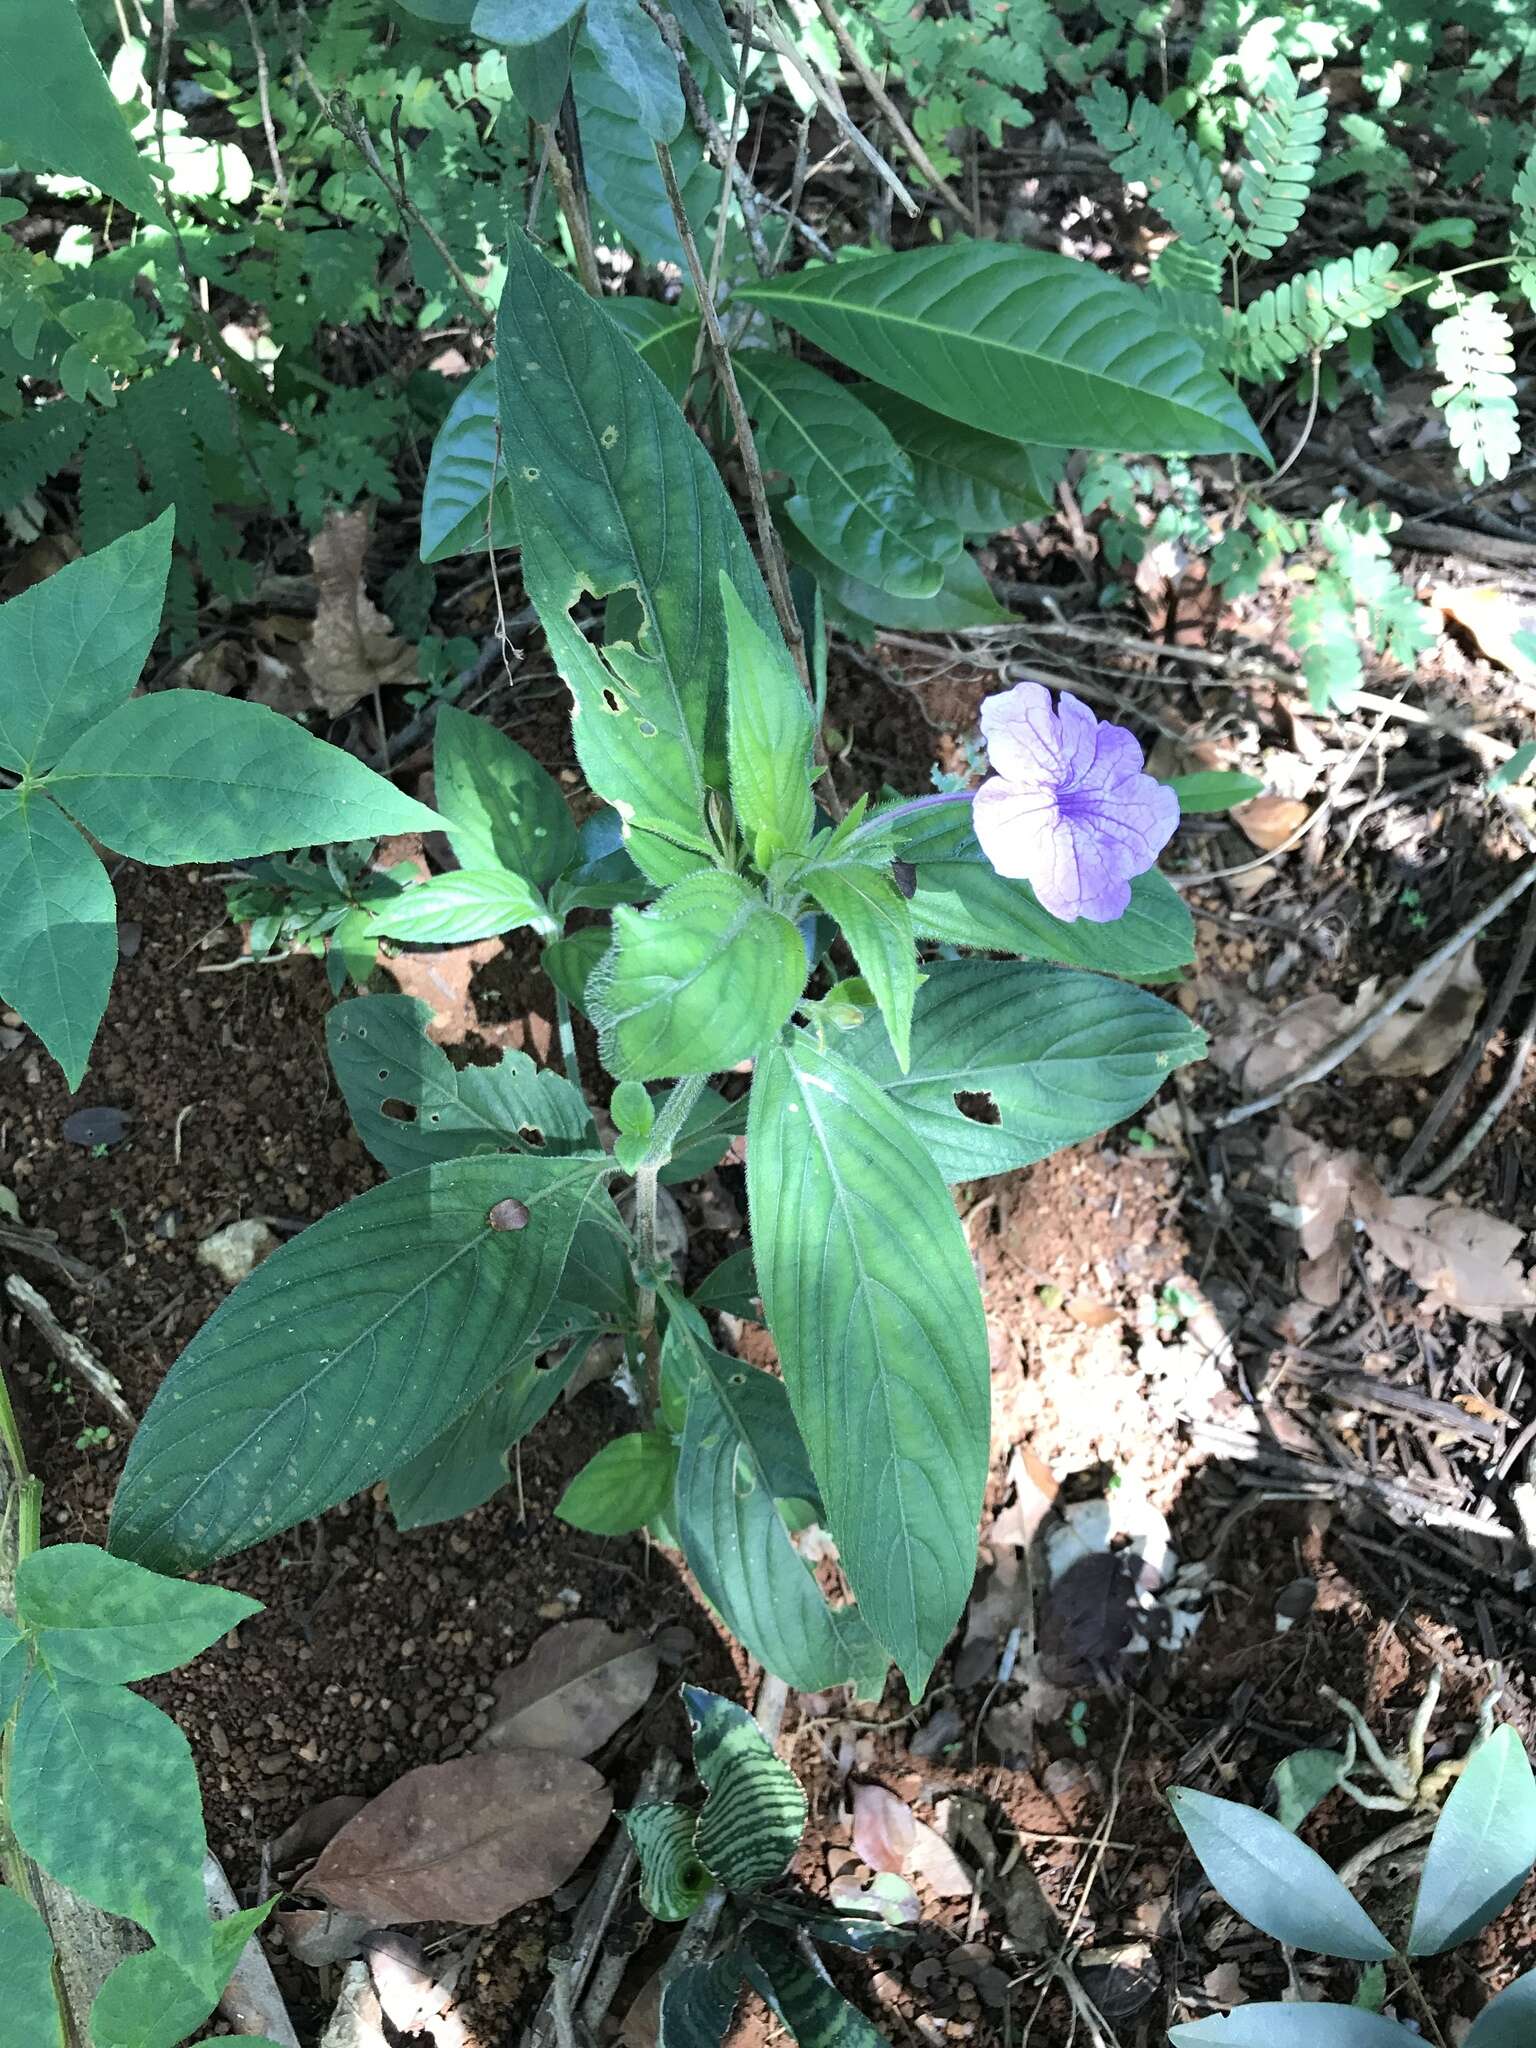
[306, 1751, 611, 1926]
[480, 1620, 660, 1759]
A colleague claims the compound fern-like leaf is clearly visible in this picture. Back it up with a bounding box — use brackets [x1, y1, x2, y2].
[1431, 290, 1520, 487]
[1080, 77, 1236, 266]
[1238, 62, 1327, 258]
[1232, 244, 1404, 380]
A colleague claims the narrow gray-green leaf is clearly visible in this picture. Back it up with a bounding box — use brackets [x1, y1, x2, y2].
[684, 1686, 807, 1891]
[668, 0, 736, 78]
[806, 862, 917, 1072]
[735, 353, 961, 599]
[782, 519, 1010, 633]
[603, 300, 702, 405]
[1270, 1747, 1354, 1833]
[739, 244, 1268, 459]
[1170, 1788, 1394, 1960]
[591, 871, 806, 1081]
[0, 511, 172, 773]
[837, 959, 1204, 1179]
[0, 789, 116, 1090]
[10, 1672, 214, 1989]
[688, 1246, 758, 1316]
[721, 571, 815, 863]
[0, 0, 169, 225]
[90, 1903, 273, 2048]
[327, 993, 593, 1176]
[584, 0, 683, 141]
[557, 1432, 678, 1534]
[0, 1887, 61, 2048]
[744, 1927, 892, 2048]
[658, 1084, 743, 1186]
[746, 1035, 989, 1693]
[1408, 1727, 1536, 1955]
[853, 384, 1065, 536]
[1168, 770, 1265, 812]
[420, 366, 519, 563]
[497, 228, 773, 874]
[666, 1313, 820, 1504]
[108, 1153, 606, 1572]
[369, 868, 554, 945]
[468, 0, 581, 41]
[18, 1543, 260, 1684]
[895, 804, 1194, 979]
[387, 1342, 591, 1531]
[434, 705, 576, 888]
[1170, 2009, 1420, 2047]
[1467, 1970, 1536, 2048]
[625, 1803, 712, 1920]
[45, 693, 439, 862]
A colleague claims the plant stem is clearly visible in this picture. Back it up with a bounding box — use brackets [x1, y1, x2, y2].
[1396, 1961, 1451, 2048]
[631, 1074, 709, 1412]
[542, 120, 602, 299]
[555, 989, 581, 1087]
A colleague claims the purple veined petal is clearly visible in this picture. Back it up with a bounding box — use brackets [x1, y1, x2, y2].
[978, 680, 1066, 785]
[1077, 774, 1181, 864]
[1032, 808, 1139, 923]
[1053, 689, 1104, 785]
[971, 775, 1061, 883]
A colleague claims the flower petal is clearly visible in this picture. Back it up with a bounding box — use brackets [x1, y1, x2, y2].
[978, 681, 1065, 786]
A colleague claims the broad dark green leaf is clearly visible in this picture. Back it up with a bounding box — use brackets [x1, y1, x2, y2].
[327, 994, 593, 1176]
[1167, 770, 1265, 812]
[542, 928, 610, 1015]
[396, 0, 475, 22]
[44, 694, 439, 863]
[10, 1672, 214, 1989]
[552, 804, 652, 915]
[1467, 1970, 1536, 2048]
[557, 1431, 678, 1534]
[660, 1957, 743, 2048]
[0, 1612, 30, 1718]
[677, 1341, 888, 1696]
[837, 959, 1204, 1179]
[806, 863, 916, 1072]
[782, 519, 1010, 634]
[18, 1543, 260, 1684]
[0, 512, 172, 773]
[0, 1887, 60, 2048]
[497, 229, 774, 876]
[368, 867, 554, 945]
[669, 0, 736, 78]
[721, 572, 815, 864]
[572, 41, 717, 272]
[420, 366, 519, 563]
[895, 804, 1194, 979]
[853, 385, 1064, 535]
[735, 353, 961, 599]
[1408, 1727, 1536, 1954]
[0, 789, 116, 1090]
[108, 1154, 607, 1572]
[689, 1246, 758, 1316]
[434, 705, 577, 888]
[0, 0, 169, 225]
[658, 1084, 743, 1185]
[739, 245, 1268, 459]
[744, 1927, 891, 2048]
[469, 0, 581, 40]
[90, 1903, 273, 2048]
[584, 0, 683, 141]
[591, 872, 806, 1081]
[746, 1034, 989, 1693]
[501, 17, 579, 120]
[604, 300, 701, 406]
[625, 1802, 712, 1920]
[1170, 2010, 1420, 2046]
[684, 1686, 807, 1891]
[1170, 1788, 1393, 1960]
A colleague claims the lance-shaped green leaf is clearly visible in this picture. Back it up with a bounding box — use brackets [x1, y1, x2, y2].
[497, 231, 773, 877]
[17, 1544, 261, 1685]
[604, 300, 702, 406]
[1168, 770, 1265, 812]
[735, 353, 961, 599]
[660, 1957, 743, 2048]
[327, 994, 593, 1176]
[501, 16, 580, 120]
[744, 1927, 892, 2047]
[1408, 1727, 1536, 1955]
[669, 0, 736, 79]
[721, 572, 815, 865]
[746, 1035, 989, 1694]
[894, 803, 1194, 979]
[625, 1803, 713, 1920]
[573, 41, 717, 270]
[0, 511, 172, 773]
[853, 385, 1065, 536]
[1170, 1788, 1394, 1960]
[676, 1340, 888, 1696]
[90, 1902, 274, 2048]
[684, 1686, 807, 1891]
[739, 244, 1267, 459]
[805, 863, 917, 1072]
[667, 1312, 820, 1503]
[0, 1613, 30, 1718]
[781, 520, 1010, 634]
[0, 1887, 61, 2048]
[10, 1672, 214, 1990]
[1467, 1970, 1536, 2048]
[368, 868, 554, 946]
[0, 0, 169, 226]
[108, 1153, 607, 1572]
[0, 790, 116, 1090]
[420, 366, 519, 563]
[584, 0, 683, 141]
[1170, 2010, 1420, 2046]
[435, 706, 577, 888]
[838, 959, 1205, 1179]
[43, 694, 439, 863]
[591, 872, 807, 1081]
[689, 1247, 758, 1316]
[553, 805, 653, 915]
[557, 1432, 679, 1535]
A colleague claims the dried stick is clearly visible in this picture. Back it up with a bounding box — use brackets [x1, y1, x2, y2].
[1214, 858, 1536, 1128]
[5, 1276, 137, 1435]
[638, 0, 774, 276]
[234, 0, 289, 207]
[654, 139, 806, 680]
[759, 12, 917, 219]
[1415, 990, 1536, 1195]
[0, 1221, 105, 1293]
[809, 0, 979, 229]
[541, 123, 602, 299]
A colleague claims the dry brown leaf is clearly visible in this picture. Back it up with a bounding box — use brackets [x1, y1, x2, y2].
[1351, 1176, 1534, 1321]
[272, 1796, 370, 1871]
[1433, 583, 1536, 695]
[276, 1907, 376, 1967]
[307, 1751, 611, 1926]
[849, 1783, 914, 1875]
[1203, 1961, 1247, 2006]
[908, 1820, 975, 1899]
[382, 938, 504, 1044]
[319, 1961, 389, 2048]
[1210, 987, 1347, 1094]
[1342, 946, 1483, 1079]
[1232, 794, 1310, 851]
[308, 508, 418, 717]
[478, 1620, 659, 1760]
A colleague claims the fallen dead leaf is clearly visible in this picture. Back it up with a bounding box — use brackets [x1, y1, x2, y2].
[849, 1783, 915, 1875]
[278, 1908, 376, 1967]
[319, 1960, 389, 2048]
[382, 938, 504, 1044]
[307, 1751, 611, 1926]
[1203, 1960, 1247, 2006]
[908, 1820, 974, 1899]
[478, 1620, 659, 1760]
[1232, 793, 1310, 851]
[1433, 583, 1536, 697]
[366, 1932, 476, 2047]
[1344, 945, 1483, 1079]
[272, 1796, 370, 1871]
[307, 508, 418, 716]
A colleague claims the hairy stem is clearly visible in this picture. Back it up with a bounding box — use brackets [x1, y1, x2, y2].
[555, 989, 582, 1088]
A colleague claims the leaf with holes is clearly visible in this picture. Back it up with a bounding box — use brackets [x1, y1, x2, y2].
[853, 385, 1064, 537]
[109, 1154, 606, 1571]
[557, 1432, 678, 1535]
[837, 959, 1204, 1180]
[739, 245, 1266, 459]
[17, 1544, 260, 1685]
[684, 1686, 807, 1891]
[626, 1803, 712, 1920]
[1171, 1788, 1393, 1959]
[0, 790, 116, 1090]
[1408, 1727, 1536, 1954]
[420, 367, 519, 563]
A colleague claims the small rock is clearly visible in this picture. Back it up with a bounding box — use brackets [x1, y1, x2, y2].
[197, 1218, 280, 1287]
[257, 1751, 291, 1775]
[209, 1721, 231, 1759]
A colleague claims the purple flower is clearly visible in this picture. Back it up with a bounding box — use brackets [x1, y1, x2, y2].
[971, 681, 1179, 924]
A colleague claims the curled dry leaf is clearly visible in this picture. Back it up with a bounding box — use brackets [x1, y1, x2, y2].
[277, 1907, 377, 1967]
[908, 1820, 974, 1899]
[307, 508, 418, 716]
[478, 1619, 660, 1759]
[307, 1750, 612, 1926]
[1231, 793, 1310, 852]
[1433, 583, 1536, 694]
[850, 1782, 915, 1875]
[272, 1795, 371, 1871]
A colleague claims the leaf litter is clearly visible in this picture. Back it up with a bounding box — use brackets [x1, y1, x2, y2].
[476, 1618, 660, 1758]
